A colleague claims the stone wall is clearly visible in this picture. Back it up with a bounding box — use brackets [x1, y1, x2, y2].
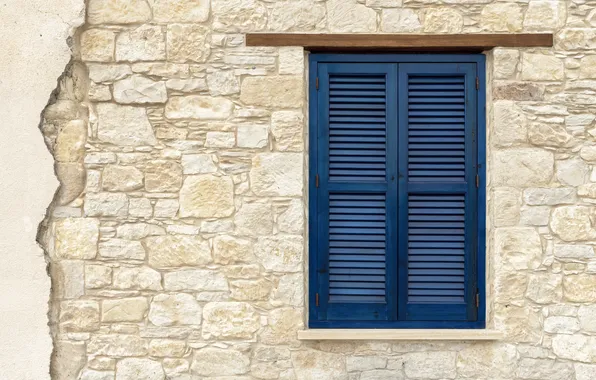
[41, 0, 596, 379]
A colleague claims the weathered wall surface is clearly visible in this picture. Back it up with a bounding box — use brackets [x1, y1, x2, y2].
[0, 0, 85, 379]
[42, 0, 596, 379]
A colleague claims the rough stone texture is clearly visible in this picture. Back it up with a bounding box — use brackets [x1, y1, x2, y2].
[42, 1, 596, 379]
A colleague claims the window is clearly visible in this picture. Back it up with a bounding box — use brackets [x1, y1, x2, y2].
[308, 54, 486, 329]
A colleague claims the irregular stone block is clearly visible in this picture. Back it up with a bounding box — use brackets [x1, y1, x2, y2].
[240, 76, 304, 108]
[165, 95, 234, 120]
[255, 236, 303, 272]
[102, 297, 148, 322]
[149, 0, 210, 22]
[167, 24, 210, 63]
[113, 75, 167, 104]
[102, 165, 143, 191]
[493, 148, 553, 187]
[149, 293, 202, 326]
[145, 235, 212, 268]
[116, 358, 165, 380]
[88, 0, 152, 24]
[250, 153, 303, 196]
[59, 300, 100, 332]
[327, 0, 377, 32]
[202, 302, 260, 339]
[96, 103, 156, 146]
[54, 218, 99, 260]
[116, 25, 166, 61]
[179, 175, 234, 218]
[164, 269, 228, 291]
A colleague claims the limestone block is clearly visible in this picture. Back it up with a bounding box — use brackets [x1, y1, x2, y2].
[544, 316, 580, 334]
[79, 370, 114, 380]
[145, 235, 212, 268]
[347, 356, 387, 372]
[148, 293, 202, 326]
[102, 297, 148, 322]
[424, 8, 463, 33]
[96, 103, 156, 146]
[149, 0, 210, 22]
[148, 339, 187, 357]
[528, 122, 572, 148]
[113, 75, 167, 104]
[164, 269, 228, 291]
[81, 29, 115, 62]
[494, 228, 542, 270]
[557, 158, 588, 187]
[291, 351, 346, 380]
[240, 77, 304, 108]
[493, 148, 554, 187]
[56, 163, 86, 205]
[102, 165, 143, 191]
[144, 161, 183, 192]
[524, 188, 575, 206]
[213, 236, 254, 264]
[521, 53, 565, 81]
[235, 202, 273, 235]
[165, 78, 207, 92]
[54, 218, 99, 259]
[525, 273, 562, 304]
[255, 236, 303, 272]
[52, 341, 86, 380]
[493, 83, 544, 101]
[580, 56, 596, 78]
[167, 24, 210, 63]
[279, 47, 304, 75]
[493, 188, 521, 227]
[238, 125, 269, 148]
[205, 132, 235, 148]
[162, 358, 189, 376]
[552, 334, 596, 362]
[272, 273, 304, 307]
[581, 146, 596, 161]
[250, 153, 303, 196]
[576, 364, 596, 380]
[361, 370, 403, 380]
[99, 239, 146, 260]
[206, 70, 240, 96]
[116, 358, 165, 380]
[87, 334, 148, 356]
[129, 198, 153, 218]
[53, 260, 85, 299]
[179, 174, 234, 218]
[117, 223, 165, 240]
[563, 275, 596, 302]
[403, 352, 456, 379]
[578, 305, 596, 332]
[212, 0, 267, 32]
[495, 272, 527, 306]
[116, 25, 166, 61]
[269, 1, 326, 31]
[261, 307, 303, 345]
[85, 264, 112, 289]
[154, 199, 179, 218]
[113, 266, 162, 290]
[456, 344, 517, 379]
[494, 305, 541, 343]
[59, 300, 100, 332]
[524, 1, 567, 31]
[493, 49, 519, 79]
[381, 9, 421, 32]
[555, 244, 594, 259]
[327, 0, 378, 32]
[550, 206, 596, 241]
[132, 62, 190, 78]
[181, 154, 217, 174]
[278, 199, 304, 234]
[88, 0, 152, 24]
[271, 111, 304, 152]
[516, 358, 573, 379]
[191, 348, 250, 376]
[89, 64, 132, 83]
[481, 3, 523, 32]
[202, 302, 260, 339]
[165, 96, 234, 120]
[230, 279, 273, 300]
[89, 83, 112, 101]
[520, 206, 551, 226]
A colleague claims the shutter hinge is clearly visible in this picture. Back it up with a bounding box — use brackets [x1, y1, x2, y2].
[475, 174, 479, 188]
[476, 76, 479, 90]
[316, 77, 319, 90]
[315, 293, 320, 307]
[315, 174, 319, 188]
[476, 291, 480, 308]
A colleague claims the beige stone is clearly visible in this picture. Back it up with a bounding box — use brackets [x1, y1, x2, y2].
[148, 339, 186, 357]
[327, 0, 377, 32]
[81, 29, 115, 62]
[555, 244, 595, 259]
[85, 264, 112, 289]
[165, 95, 234, 120]
[164, 269, 228, 291]
[202, 302, 260, 339]
[237, 125, 268, 148]
[278, 199, 304, 234]
[576, 363, 596, 380]
[167, 24, 210, 63]
[493, 188, 521, 227]
[102, 165, 143, 191]
[99, 239, 146, 260]
[56, 163, 86, 205]
[481, 3, 523, 32]
[580, 56, 596, 78]
[552, 335, 596, 363]
[494, 272, 527, 306]
[88, 64, 132, 83]
[550, 206, 596, 242]
[521, 53, 565, 81]
[206, 70, 240, 96]
[544, 316, 580, 334]
[191, 348, 250, 376]
[53, 341, 87, 380]
[493, 148, 553, 187]
[179, 174, 234, 218]
[493, 49, 519, 79]
[564, 275, 596, 302]
[102, 297, 148, 322]
[79, 370, 114, 380]
[230, 279, 272, 301]
[494, 228, 542, 270]
[213, 236, 254, 264]
[250, 153, 303, 196]
[96, 103, 156, 146]
[381, 9, 421, 32]
[557, 158, 588, 187]
[59, 300, 100, 332]
[240, 77, 304, 108]
[235, 202, 273, 235]
[116, 358, 165, 380]
[578, 305, 596, 332]
[54, 218, 99, 260]
[456, 344, 517, 379]
[528, 122, 572, 148]
[424, 8, 463, 33]
[212, 0, 267, 32]
[113, 266, 162, 291]
[493, 83, 544, 101]
[145, 235, 212, 268]
[165, 78, 207, 92]
[272, 273, 304, 307]
[117, 223, 165, 240]
[516, 358, 574, 379]
[154, 199, 179, 218]
[279, 47, 304, 75]
[181, 154, 217, 174]
[113, 75, 167, 104]
[87, 334, 148, 357]
[148, 293, 202, 326]
[526, 273, 562, 304]
[205, 131, 235, 148]
[53, 261, 85, 300]
[269, 1, 326, 31]
[88, 0, 152, 24]
[261, 307, 303, 345]
[144, 161, 183, 192]
[116, 25, 166, 61]
[524, 188, 575, 206]
[149, 0, 210, 22]
[255, 236, 303, 272]
[271, 111, 304, 152]
[291, 350, 346, 380]
[404, 351, 456, 379]
[494, 305, 541, 343]
[524, 1, 567, 31]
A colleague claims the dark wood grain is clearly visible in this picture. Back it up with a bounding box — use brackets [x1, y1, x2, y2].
[246, 34, 553, 51]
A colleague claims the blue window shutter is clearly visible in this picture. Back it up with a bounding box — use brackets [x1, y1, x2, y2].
[314, 62, 398, 322]
[397, 63, 478, 322]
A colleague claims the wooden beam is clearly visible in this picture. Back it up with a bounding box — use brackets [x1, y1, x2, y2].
[246, 33, 553, 51]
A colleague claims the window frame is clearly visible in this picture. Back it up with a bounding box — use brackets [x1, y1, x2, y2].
[308, 53, 487, 329]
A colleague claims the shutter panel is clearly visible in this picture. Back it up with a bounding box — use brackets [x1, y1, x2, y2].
[397, 63, 478, 322]
[315, 63, 397, 323]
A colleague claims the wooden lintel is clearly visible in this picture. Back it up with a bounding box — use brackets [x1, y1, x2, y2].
[246, 33, 553, 51]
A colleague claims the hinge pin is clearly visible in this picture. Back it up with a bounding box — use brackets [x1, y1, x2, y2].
[475, 174, 479, 188]
[476, 293, 480, 308]
[476, 77, 479, 90]
[315, 293, 320, 307]
[316, 77, 319, 90]
[315, 174, 319, 188]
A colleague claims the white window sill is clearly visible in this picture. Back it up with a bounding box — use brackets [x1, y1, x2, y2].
[297, 329, 503, 341]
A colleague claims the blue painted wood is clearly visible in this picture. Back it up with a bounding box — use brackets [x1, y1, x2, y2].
[308, 53, 486, 329]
